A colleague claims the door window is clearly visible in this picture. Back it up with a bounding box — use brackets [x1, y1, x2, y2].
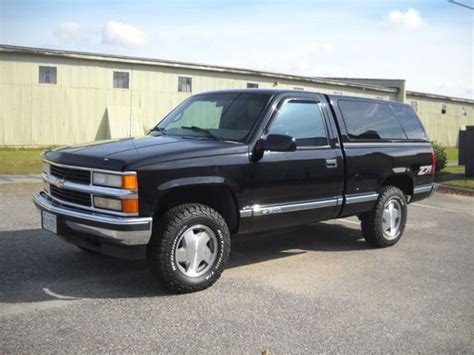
[267, 100, 328, 147]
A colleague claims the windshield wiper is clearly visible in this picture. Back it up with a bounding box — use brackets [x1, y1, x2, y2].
[149, 126, 167, 135]
[181, 126, 223, 141]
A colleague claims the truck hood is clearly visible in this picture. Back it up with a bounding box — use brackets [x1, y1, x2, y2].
[45, 135, 248, 171]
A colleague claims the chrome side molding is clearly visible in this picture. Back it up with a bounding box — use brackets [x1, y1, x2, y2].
[240, 185, 436, 219]
[240, 192, 378, 218]
[241, 196, 341, 218]
[413, 184, 436, 195]
[345, 192, 379, 205]
[344, 142, 430, 148]
[253, 198, 339, 216]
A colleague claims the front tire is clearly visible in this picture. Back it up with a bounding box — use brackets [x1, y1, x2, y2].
[147, 204, 230, 293]
[360, 186, 407, 248]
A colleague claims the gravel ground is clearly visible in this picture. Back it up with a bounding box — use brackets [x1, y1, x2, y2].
[0, 187, 473, 354]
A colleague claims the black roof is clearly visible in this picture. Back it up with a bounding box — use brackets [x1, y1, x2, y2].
[195, 88, 304, 95]
[192, 88, 412, 106]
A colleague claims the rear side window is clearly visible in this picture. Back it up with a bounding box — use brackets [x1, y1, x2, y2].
[390, 103, 426, 140]
[338, 100, 406, 140]
[268, 100, 328, 147]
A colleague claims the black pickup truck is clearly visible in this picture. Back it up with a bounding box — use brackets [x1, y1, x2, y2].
[34, 89, 436, 292]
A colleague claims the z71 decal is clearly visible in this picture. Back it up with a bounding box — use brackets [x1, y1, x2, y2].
[418, 165, 433, 176]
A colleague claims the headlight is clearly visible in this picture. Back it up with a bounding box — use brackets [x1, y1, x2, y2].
[42, 162, 50, 175]
[93, 196, 139, 213]
[93, 173, 123, 188]
[92, 172, 137, 189]
[93, 196, 122, 211]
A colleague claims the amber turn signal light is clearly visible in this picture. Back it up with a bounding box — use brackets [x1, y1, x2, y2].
[122, 175, 138, 190]
[122, 198, 139, 214]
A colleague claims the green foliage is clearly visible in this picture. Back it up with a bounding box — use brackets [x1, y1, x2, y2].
[436, 165, 474, 190]
[0, 149, 43, 174]
[431, 141, 447, 172]
[442, 179, 474, 189]
[445, 147, 459, 164]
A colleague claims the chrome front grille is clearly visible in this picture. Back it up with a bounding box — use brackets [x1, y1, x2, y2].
[41, 159, 139, 216]
[50, 165, 91, 184]
[50, 185, 91, 207]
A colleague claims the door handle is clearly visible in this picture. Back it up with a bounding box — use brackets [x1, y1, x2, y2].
[325, 159, 337, 168]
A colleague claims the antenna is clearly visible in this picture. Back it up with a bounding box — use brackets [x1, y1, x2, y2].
[447, 0, 474, 10]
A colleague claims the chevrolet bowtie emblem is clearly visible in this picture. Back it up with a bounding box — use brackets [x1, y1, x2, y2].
[54, 179, 65, 189]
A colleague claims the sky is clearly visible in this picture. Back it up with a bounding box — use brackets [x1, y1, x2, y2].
[1, 0, 473, 99]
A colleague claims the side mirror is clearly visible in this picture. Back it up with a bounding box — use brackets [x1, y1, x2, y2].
[256, 134, 297, 153]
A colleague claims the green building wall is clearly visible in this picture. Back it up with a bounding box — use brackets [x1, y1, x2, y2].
[1, 47, 472, 147]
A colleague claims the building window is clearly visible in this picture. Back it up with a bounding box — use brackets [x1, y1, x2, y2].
[411, 100, 418, 112]
[113, 71, 129, 89]
[39, 66, 57, 84]
[294, 87, 304, 91]
[247, 83, 258, 88]
[178, 76, 192, 92]
[441, 104, 447, 114]
[462, 107, 468, 117]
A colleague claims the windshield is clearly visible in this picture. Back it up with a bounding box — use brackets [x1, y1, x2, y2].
[152, 93, 271, 142]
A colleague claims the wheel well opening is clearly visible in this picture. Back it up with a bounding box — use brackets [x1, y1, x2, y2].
[154, 185, 240, 234]
[382, 174, 414, 196]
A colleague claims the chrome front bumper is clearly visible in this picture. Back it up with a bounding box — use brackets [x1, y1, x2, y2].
[33, 192, 153, 246]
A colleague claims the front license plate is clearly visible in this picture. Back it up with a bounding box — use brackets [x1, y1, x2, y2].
[42, 211, 57, 234]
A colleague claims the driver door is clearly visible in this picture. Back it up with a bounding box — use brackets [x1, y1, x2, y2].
[248, 95, 344, 232]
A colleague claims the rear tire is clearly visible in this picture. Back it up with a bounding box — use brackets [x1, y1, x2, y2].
[147, 203, 230, 293]
[360, 186, 407, 248]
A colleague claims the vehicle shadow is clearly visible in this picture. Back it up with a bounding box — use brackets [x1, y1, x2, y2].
[228, 221, 367, 268]
[0, 221, 367, 303]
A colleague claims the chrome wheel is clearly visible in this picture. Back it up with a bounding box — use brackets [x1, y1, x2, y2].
[382, 199, 402, 240]
[174, 224, 218, 278]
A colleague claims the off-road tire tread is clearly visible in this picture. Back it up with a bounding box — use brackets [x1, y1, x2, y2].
[360, 186, 407, 248]
[147, 203, 230, 293]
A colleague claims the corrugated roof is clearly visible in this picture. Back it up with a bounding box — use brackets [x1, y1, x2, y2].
[406, 90, 474, 104]
[0, 44, 397, 93]
[322, 76, 474, 104]
[1, 44, 473, 104]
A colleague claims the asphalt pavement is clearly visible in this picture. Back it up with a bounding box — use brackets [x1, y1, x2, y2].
[1, 185, 473, 353]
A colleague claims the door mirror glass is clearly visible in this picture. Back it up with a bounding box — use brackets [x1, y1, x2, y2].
[257, 134, 296, 152]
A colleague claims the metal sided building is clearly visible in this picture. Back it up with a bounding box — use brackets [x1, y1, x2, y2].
[1, 44, 472, 147]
